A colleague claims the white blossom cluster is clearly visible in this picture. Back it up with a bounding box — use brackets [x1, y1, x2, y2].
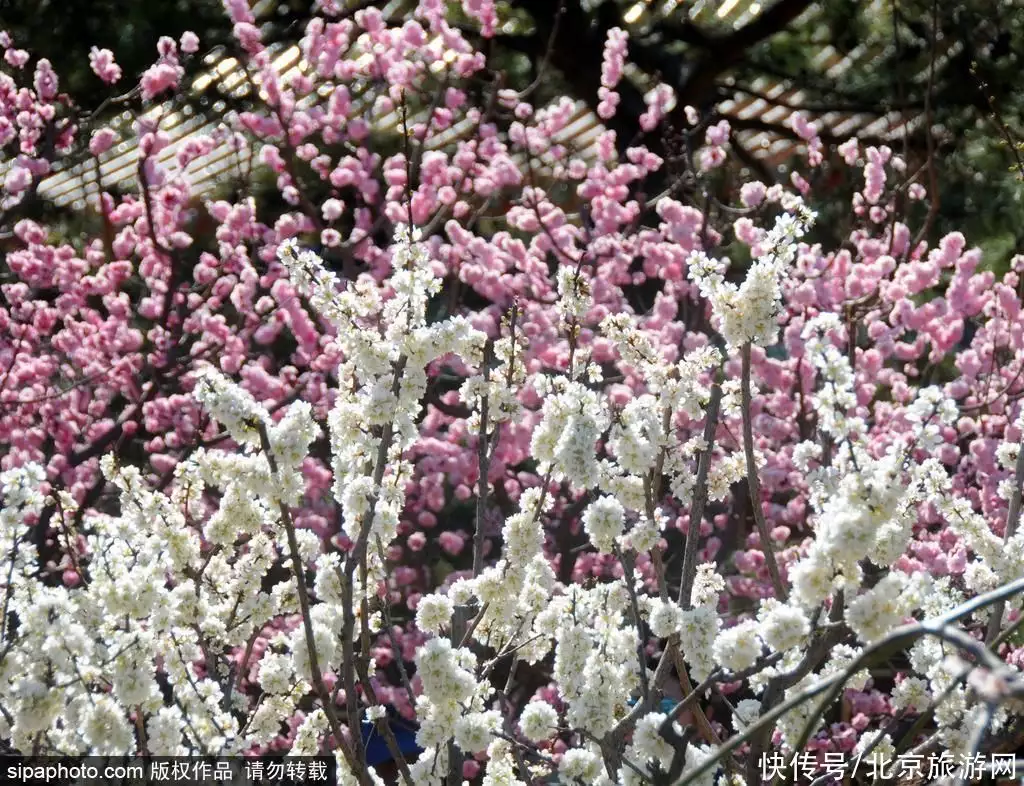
[7, 208, 1024, 786]
[735, 328, 1024, 755]
[286, 228, 486, 592]
[556, 266, 592, 327]
[0, 228, 491, 767]
[0, 454, 250, 755]
[619, 711, 718, 786]
[459, 327, 529, 435]
[193, 365, 272, 449]
[785, 347, 962, 616]
[924, 461, 1024, 588]
[601, 315, 721, 420]
[531, 377, 608, 489]
[688, 204, 816, 347]
[800, 313, 861, 439]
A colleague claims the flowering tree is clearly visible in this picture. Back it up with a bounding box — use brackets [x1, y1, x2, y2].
[4, 2, 1024, 785]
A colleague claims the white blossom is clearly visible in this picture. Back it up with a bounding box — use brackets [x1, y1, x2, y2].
[519, 701, 559, 742]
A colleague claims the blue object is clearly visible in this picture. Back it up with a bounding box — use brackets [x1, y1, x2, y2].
[626, 696, 678, 713]
[361, 715, 422, 766]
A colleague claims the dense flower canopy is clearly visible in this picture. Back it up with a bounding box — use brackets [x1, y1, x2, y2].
[3, 2, 1024, 786]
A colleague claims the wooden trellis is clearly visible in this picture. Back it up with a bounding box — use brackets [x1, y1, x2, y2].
[4, 0, 931, 212]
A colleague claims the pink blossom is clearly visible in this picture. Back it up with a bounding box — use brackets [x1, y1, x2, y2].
[740, 181, 767, 207]
[33, 59, 58, 100]
[233, 22, 263, 54]
[222, 0, 255, 24]
[3, 164, 32, 194]
[140, 63, 180, 101]
[156, 36, 178, 61]
[597, 28, 628, 120]
[180, 31, 200, 54]
[705, 120, 730, 147]
[4, 48, 29, 68]
[88, 47, 122, 84]
[639, 83, 674, 131]
[438, 531, 465, 556]
[89, 128, 116, 157]
[461, 0, 497, 37]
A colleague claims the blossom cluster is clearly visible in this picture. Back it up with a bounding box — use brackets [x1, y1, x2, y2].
[3, 1, 1024, 785]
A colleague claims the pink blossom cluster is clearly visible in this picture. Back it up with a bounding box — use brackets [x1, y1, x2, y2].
[598, 27, 628, 120]
[88, 47, 122, 85]
[2, 0, 1024, 780]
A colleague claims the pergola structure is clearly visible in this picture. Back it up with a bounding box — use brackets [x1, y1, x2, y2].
[9, 0, 938, 212]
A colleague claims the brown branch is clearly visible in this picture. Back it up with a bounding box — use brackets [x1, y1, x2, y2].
[740, 343, 787, 600]
[985, 428, 1024, 643]
[673, 0, 815, 108]
[678, 375, 724, 609]
[255, 422, 363, 777]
